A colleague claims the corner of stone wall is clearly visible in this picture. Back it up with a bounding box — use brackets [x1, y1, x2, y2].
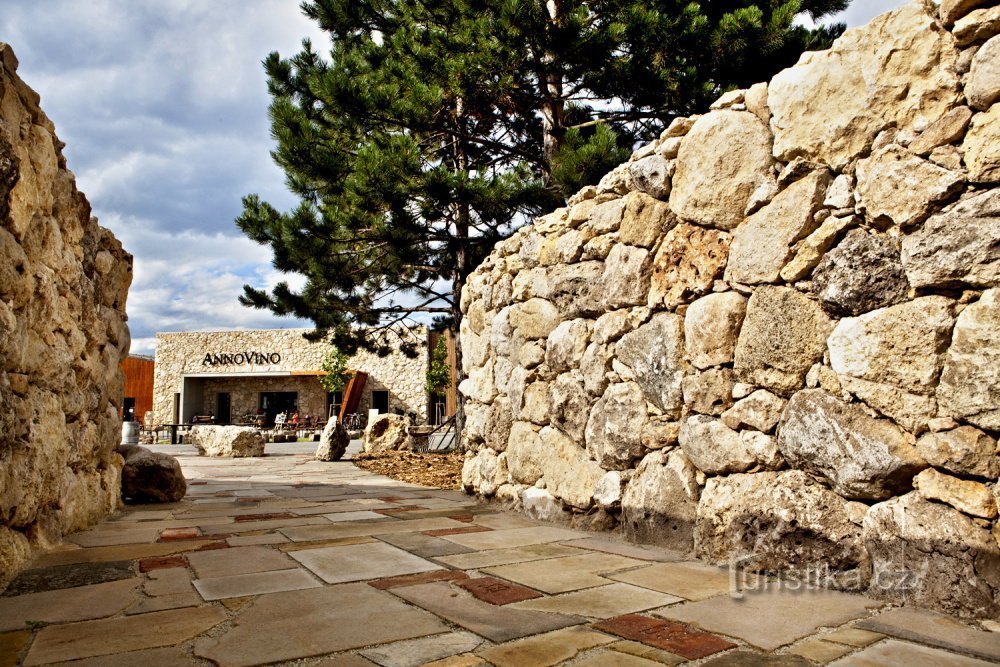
[459, 1, 1000, 618]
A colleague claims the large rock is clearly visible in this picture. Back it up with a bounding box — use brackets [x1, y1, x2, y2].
[941, 0, 993, 25]
[695, 471, 868, 589]
[915, 426, 999, 479]
[547, 261, 604, 318]
[119, 446, 186, 504]
[964, 104, 1000, 183]
[768, 2, 961, 171]
[616, 313, 687, 416]
[600, 244, 652, 309]
[669, 110, 774, 230]
[628, 154, 672, 200]
[681, 369, 735, 416]
[549, 373, 590, 442]
[484, 396, 513, 452]
[315, 420, 350, 461]
[855, 145, 964, 228]
[684, 292, 746, 369]
[937, 288, 1000, 430]
[621, 449, 700, 552]
[190, 426, 266, 458]
[908, 106, 973, 155]
[965, 34, 1000, 110]
[813, 229, 910, 316]
[679, 415, 756, 474]
[362, 414, 414, 452]
[725, 170, 830, 284]
[777, 390, 926, 501]
[952, 6, 1000, 46]
[901, 189, 1000, 289]
[505, 421, 544, 486]
[509, 298, 560, 340]
[648, 223, 731, 308]
[863, 493, 1000, 618]
[913, 468, 997, 519]
[545, 319, 590, 374]
[733, 287, 832, 395]
[507, 424, 603, 509]
[585, 382, 648, 470]
[620, 191, 675, 247]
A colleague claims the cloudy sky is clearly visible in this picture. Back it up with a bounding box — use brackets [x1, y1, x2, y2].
[2, 0, 909, 355]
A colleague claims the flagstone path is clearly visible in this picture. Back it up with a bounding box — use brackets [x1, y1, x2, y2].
[1, 445, 998, 666]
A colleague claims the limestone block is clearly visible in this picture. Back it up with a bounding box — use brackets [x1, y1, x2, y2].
[519, 382, 550, 426]
[915, 426, 999, 479]
[549, 373, 590, 442]
[855, 145, 964, 228]
[362, 414, 414, 453]
[536, 427, 605, 510]
[963, 104, 1000, 183]
[628, 154, 672, 200]
[914, 468, 997, 519]
[510, 298, 561, 340]
[585, 382, 648, 470]
[909, 106, 973, 155]
[726, 169, 831, 284]
[966, 35, 1000, 110]
[315, 420, 349, 461]
[695, 471, 868, 588]
[505, 421, 544, 486]
[547, 261, 604, 318]
[823, 173, 855, 209]
[679, 415, 757, 474]
[780, 214, 857, 283]
[734, 286, 833, 395]
[580, 342, 612, 397]
[619, 191, 676, 248]
[684, 292, 747, 369]
[768, 2, 961, 171]
[640, 417, 680, 451]
[120, 446, 186, 503]
[744, 82, 770, 125]
[545, 319, 590, 374]
[863, 493, 1000, 618]
[588, 198, 625, 234]
[593, 471, 624, 509]
[648, 223, 731, 309]
[521, 487, 565, 522]
[458, 361, 496, 405]
[621, 449, 700, 551]
[938, 289, 1000, 430]
[681, 368, 735, 416]
[813, 230, 910, 316]
[740, 431, 785, 471]
[941, 0, 993, 26]
[597, 163, 633, 195]
[721, 389, 786, 433]
[616, 312, 687, 416]
[190, 426, 266, 458]
[777, 390, 926, 501]
[952, 6, 1000, 46]
[599, 244, 651, 309]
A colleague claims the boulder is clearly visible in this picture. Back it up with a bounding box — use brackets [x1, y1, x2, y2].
[965, 34, 1000, 110]
[549, 373, 590, 442]
[315, 420, 350, 461]
[684, 292, 747, 370]
[863, 493, 1000, 618]
[505, 421, 544, 486]
[695, 471, 868, 589]
[362, 414, 413, 453]
[915, 426, 999, 479]
[580, 342, 612, 397]
[777, 390, 926, 501]
[721, 389, 785, 433]
[963, 104, 1000, 183]
[507, 424, 603, 509]
[648, 223, 731, 308]
[679, 415, 756, 475]
[628, 155, 673, 201]
[681, 369, 735, 416]
[669, 110, 775, 230]
[190, 426, 266, 458]
[484, 396, 513, 452]
[725, 170, 830, 284]
[768, 2, 960, 171]
[914, 468, 998, 519]
[621, 449, 700, 552]
[585, 382, 648, 470]
[938, 289, 1000, 430]
[901, 190, 1000, 289]
[458, 361, 496, 405]
[733, 286, 833, 395]
[119, 446, 186, 504]
[545, 319, 590, 374]
[855, 144, 964, 228]
[600, 244, 652, 309]
[547, 261, 604, 318]
[510, 298, 560, 340]
[462, 449, 501, 497]
[588, 198, 625, 233]
[813, 229, 910, 316]
[615, 312, 687, 417]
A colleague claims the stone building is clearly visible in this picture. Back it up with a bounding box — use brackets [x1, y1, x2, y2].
[152, 327, 432, 426]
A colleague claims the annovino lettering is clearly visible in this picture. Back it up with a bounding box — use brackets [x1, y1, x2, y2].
[202, 351, 282, 366]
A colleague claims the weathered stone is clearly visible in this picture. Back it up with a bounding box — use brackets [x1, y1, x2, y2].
[836, 376, 938, 434]
[768, 2, 961, 171]
[640, 417, 680, 451]
[511, 266, 549, 301]
[315, 420, 349, 461]
[521, 487, 565, 522]
[726, 170, 831, 284]
[589, 198, 625, 234]
[928, 143, 965, 170]
[600, 244, 651, 309]
[621, 449, 700, 551]
[580, 342, 612, 397]
[824, 173, 855, 209]
[733, 287, 833, 395]
[484, 396, 513, 452]
[462, 449, 499, 496]
[510, 298, 561, 340]
[585, 382, 648, 470]
[915, 426, 999, 479]
[648, 223, 731, 308]
[941, 0, 993, 26]
[363, 414, 414, 452]
[190, 426, 265, 458]
[592, 471, 623, 509]
[914, 468, 998, 519]
[779, 214, 856, 283]
[855, 144, 964, 228]
[459, 361, 496, 405]
[519, 382, 550, 425]
[616, 313, 687, 416]
[696, 471, 868, 588]
[679, 415, 757, 474]
[744, 82, 770, 125]
[964, 104, 1000, 183]
[953, 6, 1000, 46]
[545, 319, 590, 374]
[547, 261, 604, 318]
[628, 155, 672, 200]
[549, 373, 590, 442]
[966, 35, 1000, 110]
[669, 110, 774, 230]
[938, 289, 1000, 430]
[597, 164, 633, 195]
[909, 106, 973, 155]
[682, 369, 735, 416]
[863, 493, 1000, 618]
[902, 190, 1000, 289]
[721, 390, 785, 433]
[777, 390, 926, 500]
[813, 229, 910, 316]
[537, 427, 605, 509]
[740, 431, 785, 471]
[684, 292, 746, 369]
[620, 191, 676, 248]
[119, 447, 186, 504]
[505, 421, 544, 486]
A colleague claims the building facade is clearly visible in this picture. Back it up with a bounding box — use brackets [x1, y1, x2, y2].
[152, 327, 430, 427]
[122, 354, 155, 423]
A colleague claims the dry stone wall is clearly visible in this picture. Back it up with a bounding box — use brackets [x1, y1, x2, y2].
[459, 1, 1000, 619]
[0, 45, 132, 588]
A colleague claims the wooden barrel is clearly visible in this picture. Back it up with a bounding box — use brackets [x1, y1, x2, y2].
[121, 421, 140, 446]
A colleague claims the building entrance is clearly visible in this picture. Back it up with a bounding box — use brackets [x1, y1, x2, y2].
[259, 392, 298, 426]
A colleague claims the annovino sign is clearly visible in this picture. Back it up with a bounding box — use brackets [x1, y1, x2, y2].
[202, 351, 282, 366]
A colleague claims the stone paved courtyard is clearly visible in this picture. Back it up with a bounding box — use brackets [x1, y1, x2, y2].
[1, 447, 998, 667]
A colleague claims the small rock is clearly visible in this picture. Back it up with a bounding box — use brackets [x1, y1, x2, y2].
[916, 426, 999, 479]
[120, 446, 187, 503]
[648, 223, 732, 309]
[965, 34, 1000, 110]
[521, 487, 565, 522]
[600, 244, 651, 309]
[628, 155, 673, 200]
[855, 144, 964, 228]
[779, 214, 856, 282]
[813, 229, 910, 317]
[963, 104, 1000, 183]
[619, 191, 676, 248]
[721, 389, 786, 433]
[823, 174, 855, 209]
[616, 313, 687, 417]
[585, 382, 648, 470]
[909, 106, 973, 155]
[952, 6, 1000, 46]
[914, 468, 998, 519]
[684, 292, 746, 369]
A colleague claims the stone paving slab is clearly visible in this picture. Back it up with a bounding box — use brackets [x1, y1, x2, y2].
[475, 626, 616, 666]
[0, 630, 30, 667]
[280, 516, 467, 541]
[126, 590, 203, 614]
[375, 530, 476, 558]
[830, 638, 996, 666]
[0, 578, 139, 632]
[434, 543, 584, 570]
[44, 646, 208, 667]
[571, 648, 668, 666]
[457, 576, 543, 605]
[193, 567, 322, 600]
[289, 541, 442, 584]
[607, 639, 686, 665]
[187, 544, 296, 578]
[358, 630, 485, 667]
[609, 560, 732, 600]
[480, 552, 646, 594]
[1, 560, 135, 596]
[30, 540, 215, 568]
[559, 537, 682, 562]
[855, 606, 1000, 662]
[438, 526, 583, 550]
[593, 614, 737, 659]
[511, 582, 683, 618]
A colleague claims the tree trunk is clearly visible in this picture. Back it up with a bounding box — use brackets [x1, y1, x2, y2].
[540, 0, 564, 177]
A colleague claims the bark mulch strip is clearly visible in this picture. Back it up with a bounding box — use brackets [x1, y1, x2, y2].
[139, 555, 188, 573]
[592, 614, 737, 660]
[353, 450, 464, 489]
[368, 569, 469, 590]
[233, 512, 297, 523]
[422, 526, 493, 537]
[457, 576, 544, 606]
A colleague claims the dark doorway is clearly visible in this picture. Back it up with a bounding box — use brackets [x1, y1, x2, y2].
[259, 392, 298, 426]
[123, 397, 136, 422]
[327, 391, 343, 421]
[216, 393, 232, 425]
[172, 393, 181, 424]
[372, 390, 389, 414]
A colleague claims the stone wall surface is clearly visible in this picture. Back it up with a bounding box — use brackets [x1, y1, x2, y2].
[459, 1, 1000, 619]
[0, 45, 132, 588]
